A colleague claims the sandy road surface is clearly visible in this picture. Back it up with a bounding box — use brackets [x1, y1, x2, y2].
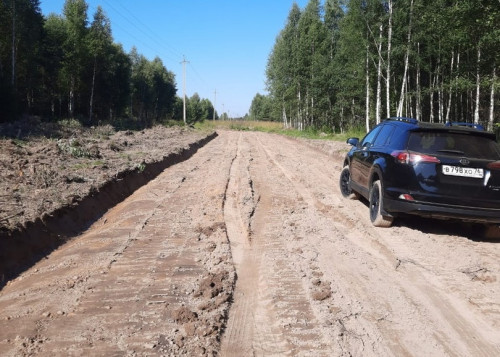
[1, 130, 500, 356]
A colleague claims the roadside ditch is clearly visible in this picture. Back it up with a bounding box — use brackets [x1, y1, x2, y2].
[0, 132, 218, 287]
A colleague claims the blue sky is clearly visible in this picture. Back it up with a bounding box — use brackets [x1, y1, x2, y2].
[39, 0, 309, 118]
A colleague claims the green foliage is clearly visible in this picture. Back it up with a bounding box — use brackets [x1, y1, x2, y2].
[195, 119, 364, 142]
[0, 0, 196, 126]
[57, 118, 83, 128]
[135, 161, 146, 173]
[56, 137, 100, 158]
[249, 93, 275, 121]
[0, 0, 45, 121]
[176, 92, 216, 124]
[129, 49, 177, 125]
[264, 0, 500, 131]
[162, 119, 185, 128]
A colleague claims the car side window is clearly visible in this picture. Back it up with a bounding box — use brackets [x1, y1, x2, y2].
[360, 125, 382, 148]
[373, 124, 395, 147]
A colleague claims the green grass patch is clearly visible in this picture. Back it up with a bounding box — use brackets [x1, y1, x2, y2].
[162, 119, 185, 128]
[9, 138, 28, 147]
[195, 120, 366, 142]
[57, 118, 83, 129]
[195, 120, 283, 133]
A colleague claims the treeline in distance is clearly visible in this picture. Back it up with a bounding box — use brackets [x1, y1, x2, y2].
[0, 0, 217, 125]
[250, 0, 499, 133]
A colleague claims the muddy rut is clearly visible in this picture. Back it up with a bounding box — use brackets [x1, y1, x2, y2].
[1, 131, 500, 356]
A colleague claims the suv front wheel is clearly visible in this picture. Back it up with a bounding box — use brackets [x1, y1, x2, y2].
[339, 166, 359, 199]
[369, 180, 394, 227]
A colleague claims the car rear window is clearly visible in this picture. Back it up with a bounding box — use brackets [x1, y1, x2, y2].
[407, 131, 500, 160]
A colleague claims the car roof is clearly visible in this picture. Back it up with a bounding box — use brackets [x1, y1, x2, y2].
[383, 117, 496, 139]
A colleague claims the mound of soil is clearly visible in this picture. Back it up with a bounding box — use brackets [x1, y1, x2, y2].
[0, 117, 216, 281]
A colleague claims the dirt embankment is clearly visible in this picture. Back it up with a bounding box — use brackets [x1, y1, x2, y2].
[0, 118, 216, 283]
[1, 129, 499, 356]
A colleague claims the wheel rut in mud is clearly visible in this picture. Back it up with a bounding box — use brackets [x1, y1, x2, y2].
[1, 130, 499, 357]
[221, 133, 335, 356]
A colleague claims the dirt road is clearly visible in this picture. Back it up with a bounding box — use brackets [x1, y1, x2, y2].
[1, 130, 499, 356]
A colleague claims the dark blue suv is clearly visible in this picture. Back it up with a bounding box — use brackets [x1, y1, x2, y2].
[340, 117, 500, 228]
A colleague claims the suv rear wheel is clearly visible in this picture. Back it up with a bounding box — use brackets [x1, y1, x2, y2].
[369, 180, 394, 227]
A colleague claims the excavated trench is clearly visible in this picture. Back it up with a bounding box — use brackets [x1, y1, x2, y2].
[0, 132, 218, 287]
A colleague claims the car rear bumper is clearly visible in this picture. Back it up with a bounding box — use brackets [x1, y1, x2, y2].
[384, 197, 500, 223]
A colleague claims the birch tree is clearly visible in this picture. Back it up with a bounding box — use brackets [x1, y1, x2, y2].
[385, 0, 393, 118]
[324, 0, 345, 130]
[88, 6, 112, 124]
[266, 3, 301, 128]
[396, 0, 414, 117]
[333, 0, 366, 130]
[375, 23, 383, 124]
[62, 0, 89, 118]
[489, 66, 496, 131]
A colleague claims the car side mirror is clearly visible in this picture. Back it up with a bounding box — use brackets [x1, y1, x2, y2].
[346, 137, 359, 147]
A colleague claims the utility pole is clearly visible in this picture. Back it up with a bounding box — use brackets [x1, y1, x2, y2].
[180, 56, 189, 125]
[213, 89, 216, 121]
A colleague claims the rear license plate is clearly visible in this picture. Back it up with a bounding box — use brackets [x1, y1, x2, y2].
[442, 165, 484, 178]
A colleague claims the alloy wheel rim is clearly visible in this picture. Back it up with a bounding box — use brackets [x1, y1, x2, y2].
[370, 189, 379, 221]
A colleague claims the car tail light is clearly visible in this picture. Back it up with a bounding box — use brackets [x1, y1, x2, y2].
[487, 161, 500, 169]
[391, 151, 440, 164]
[392, 151, 410, 164]
[399, 194, 415, 201]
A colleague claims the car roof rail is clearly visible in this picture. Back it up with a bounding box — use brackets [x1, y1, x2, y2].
[387, 117, 418, 125]
[445, 122, 485, 130]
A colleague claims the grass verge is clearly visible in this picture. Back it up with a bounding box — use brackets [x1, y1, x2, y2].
[195, 120, 366, 142]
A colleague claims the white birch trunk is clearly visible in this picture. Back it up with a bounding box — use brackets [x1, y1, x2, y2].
[297, 88, 301, 130]
[69, 76, 75, 118]
[89, 57, 96, 124]
[376, 23, 383, 124]
[438, 72, 444, 123]
[445, 51, 454, 122]
[430, 72, 435, 123]
[305, 89, 309, 127]
[366, 44, 370, 133]
[474, 46, 481, 124]
[311, 95, 314, 128]
[386, 0, 393, 118]
[488, 65, 496, 131]
[340, 105, 344, 133]
[416, 42, 421, 121]
[456, 52, 461, 121]
[406, 70, 411, 117]
[282, 104, 288, 129]
[396, 0, 414, 118]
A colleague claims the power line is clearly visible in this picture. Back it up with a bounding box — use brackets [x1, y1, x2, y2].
[96, 1, 218, 114]
[188, 62, 207, 86]
[100, 0, 179, 64]
[98, 11, 174, 62]
[107, 0, 181, 59]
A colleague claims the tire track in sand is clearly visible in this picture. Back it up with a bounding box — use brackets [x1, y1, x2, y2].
[221, 133, 290, 356]
[221, 133, 334, 356]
